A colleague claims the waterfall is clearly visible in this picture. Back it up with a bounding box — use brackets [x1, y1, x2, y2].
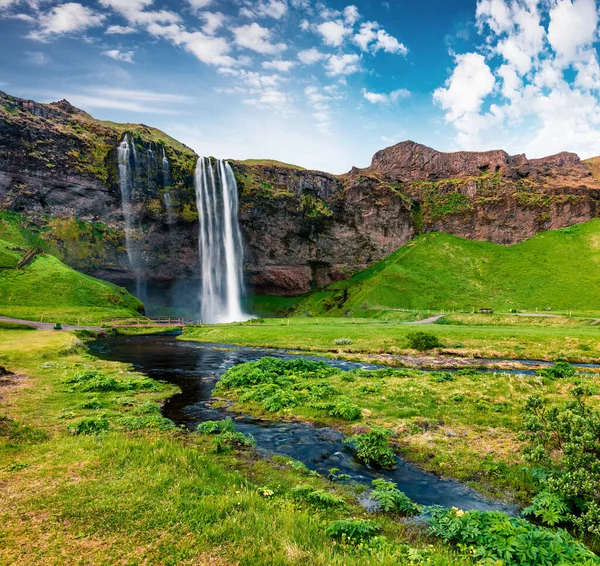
[161, 145, 170, 187]
[194, 157, 247, 324]
[117, 134, 136, 272]
[117, 133, 145, 300]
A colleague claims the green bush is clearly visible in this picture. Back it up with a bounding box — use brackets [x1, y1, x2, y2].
[69, 417, 109, 435]
[406, 331, 442, 351]
[290, 486, 347, 509]
[370, 479, 420, 516]
[430, 372, 455, 383]
[119, 415, 175, 431]
[211, 430, 255, 453]
[536, 361, 577, 380]
[428, 507, 597, 565]
[196, 418, 234, 434]
[328, 397, 362, 421]
[346, 428, 396, 469]
[326, 519, 382, 544]
[522, 386, 600, 535]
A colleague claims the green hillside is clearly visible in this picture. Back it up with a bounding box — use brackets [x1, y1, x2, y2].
[0, 237, 142, 324]
[295, 220, 600, 316]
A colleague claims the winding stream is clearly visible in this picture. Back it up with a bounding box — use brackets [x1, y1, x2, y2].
[93, 335, 517, 513]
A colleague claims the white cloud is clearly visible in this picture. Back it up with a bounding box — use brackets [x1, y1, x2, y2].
[232, 22, 287, 54]
[187, 0, 213, 9]
[28, 2, 105, 41]
[434, 52, 495, 123]
[326, 52, 360, 76]
[103, 49, 135, 63]
[305, 84, 337, 133]
[362, 88, 410, 103]
[241, 0, 288, 20]
[548, 0, 598, 66]
[316, 20, 352, 47]
[25, 50, 50, 65]
[343, 5, 360, 25]
[262, 59, 295, 72]
[200, 11, 225, 35]
[436, 0, 600, 159]
[298, 47, 327, 64]
[353, 21, 407, 55]
[106, 24, 136, 34]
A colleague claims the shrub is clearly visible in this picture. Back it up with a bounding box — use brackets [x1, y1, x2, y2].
[406, 331, 442, 351]
[428, 507, 597, 565]
[196, 418, 234, 434]
[346, 428, 396, 469]
[326, 519, 382, 543]
[522, 386, 600, 535]
[536, 361, 576, 380]
[290, 486, 347, 509]
[69, 417, 109, 435]
[430, 372, 455, 383]
[334, 338, 352, 345]
[370, 479, 420, 516]
[522, 491, 569, 526]
[212, 430, 255, 453]
[261, 388, 301, 412]
[328, 397, 362, 421]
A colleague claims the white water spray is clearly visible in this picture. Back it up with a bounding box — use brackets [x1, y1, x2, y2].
[194, 157, 247, 323]
[117, 134, 136, 271]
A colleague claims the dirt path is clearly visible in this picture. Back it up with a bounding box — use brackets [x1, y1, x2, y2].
[408, 314, 444, 324]
[0, 316, 103, 332]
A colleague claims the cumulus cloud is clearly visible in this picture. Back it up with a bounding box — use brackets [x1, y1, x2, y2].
[28, 2, 105, 41]
[103, 49, 135, 63]
[315, 19, 352, 47]
[199, 11, 225, 35]
[298, 47, 327, 64]
[232, 22, 287, 54]
[326, 52, 360, 76]
[436, 0, 600, 158]
[362, 88, 410, 103]
[353, 22, 408, 54]
[240, 0, 288, 20]
[262, 59, 295, 72]
[106, 24, 136, 34]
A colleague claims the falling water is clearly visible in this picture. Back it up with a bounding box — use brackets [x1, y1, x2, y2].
[117, 134, 136, 272]
[161, 145, 170, 187]
[194, 157, 247, 323]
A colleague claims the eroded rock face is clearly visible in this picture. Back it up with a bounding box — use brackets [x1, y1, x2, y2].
[1, 91, 599, 297]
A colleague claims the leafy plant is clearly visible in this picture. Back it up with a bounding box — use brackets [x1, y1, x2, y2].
[328, 397, 362, 421]
[522, 386, 600, 535]
[326, 519, 382, 544]
[370, 479, 420, 516]
[290, 486, 346, 509]
[69, 417, 109, 435]
[346, 428, 396, 469]
[406, 331, 442, 351]
[196, 418, 234, 434]
[536, 361, 576, 380]
[522, 491, 569, 526]
[334, 338, 352, 345]
[430, 372, 455, 383]
[211, 430, 255, 453]
[428, 507, 597, 565]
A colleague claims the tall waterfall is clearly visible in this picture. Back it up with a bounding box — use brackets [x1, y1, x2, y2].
[194, 157, 247, 323]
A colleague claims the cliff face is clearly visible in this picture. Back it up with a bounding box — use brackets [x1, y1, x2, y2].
[0, 93, 599, 297]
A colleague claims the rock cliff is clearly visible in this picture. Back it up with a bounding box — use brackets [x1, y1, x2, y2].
[0, 92, 598, 297]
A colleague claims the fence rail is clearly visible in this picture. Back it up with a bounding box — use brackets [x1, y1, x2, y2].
[101, 316, 197, 327]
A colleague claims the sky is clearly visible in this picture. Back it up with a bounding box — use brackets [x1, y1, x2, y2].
[1, 0, 600, 173]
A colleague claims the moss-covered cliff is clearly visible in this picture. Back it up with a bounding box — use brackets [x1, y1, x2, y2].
[1, 92, 599, 296]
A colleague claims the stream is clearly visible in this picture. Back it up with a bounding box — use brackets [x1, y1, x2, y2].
[92, 335, 517, 514]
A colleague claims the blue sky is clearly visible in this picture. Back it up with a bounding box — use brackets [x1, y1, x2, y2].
[1, 0, 600, 173]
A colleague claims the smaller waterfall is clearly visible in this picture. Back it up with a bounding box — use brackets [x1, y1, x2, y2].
[194, 157, 248, 324]
[161, 145, 170, 187]
[117, 134, 136, 271]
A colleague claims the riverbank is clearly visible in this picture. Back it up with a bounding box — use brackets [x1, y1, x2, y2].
[182, 317, 600, 364]
[0, 328, 479, 565]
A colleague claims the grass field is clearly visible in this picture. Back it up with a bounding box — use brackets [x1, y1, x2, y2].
[293, 220, 600, 317]
[0, 237, 142, 325]
[0, 328, 478, 565]
[182, 317, 600, 363]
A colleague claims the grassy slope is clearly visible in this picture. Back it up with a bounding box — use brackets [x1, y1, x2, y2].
[0, 329, 467, 565]
[0, 238, 142, 324]
[296, 220, 600, 316]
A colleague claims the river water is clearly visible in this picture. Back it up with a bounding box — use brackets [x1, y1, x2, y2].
[93, 335, 517, 513]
